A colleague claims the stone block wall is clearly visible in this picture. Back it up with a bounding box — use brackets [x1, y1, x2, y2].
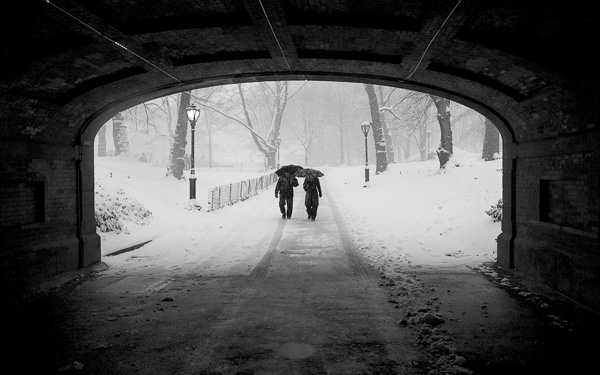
[508, 130, 600, 309]
[0, 142, 99, 292]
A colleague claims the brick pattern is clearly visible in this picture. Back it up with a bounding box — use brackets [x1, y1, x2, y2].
[0, 182, 44, 227]
[540, 179, 592, 232]
[0, 157, 78, 250]
[516, 152, 599, 235]
[511, 147, 600, 308]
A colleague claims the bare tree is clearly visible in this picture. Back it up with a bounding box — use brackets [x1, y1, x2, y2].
[430, 95, 453, 168]
[288, 99, 325, 165]
[124, 95, 176, 140]
[121, 94, 178, 164]
[364, 84, 388, 173]
[377, 86, 396, 163]
[201, 81, 305, 169]
[201, 110, 229, 169]
[325, 82, 363, 165]
[112, 112, 130, 156]
[97, 124, 107, 157]
[380, 90, 433, 161]
[166, 90, 191, 179]
[482, 117, 500, 160]
[451, 105, 485, 153]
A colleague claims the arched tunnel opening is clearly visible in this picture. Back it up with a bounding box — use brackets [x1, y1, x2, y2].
[2, 1, 599, 373]
[82, 79, 594, 375]
[4, 76, 597, 375]
[90, 80, 505, 281]
[11, 80, 599, 375]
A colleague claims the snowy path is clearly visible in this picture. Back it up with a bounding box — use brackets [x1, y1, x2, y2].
[79, 179, 486, 374]
[181, 181, 421, 374]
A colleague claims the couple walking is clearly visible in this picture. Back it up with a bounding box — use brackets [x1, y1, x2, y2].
[275, 172, 322, 221]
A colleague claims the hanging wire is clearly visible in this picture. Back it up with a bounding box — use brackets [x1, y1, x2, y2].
[257, 0, 292, 73]
[44, 0, 181, 84]
[404, 0, 463, 81]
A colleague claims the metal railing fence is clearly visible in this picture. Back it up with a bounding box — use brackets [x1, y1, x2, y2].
[207, 172, 278, 211]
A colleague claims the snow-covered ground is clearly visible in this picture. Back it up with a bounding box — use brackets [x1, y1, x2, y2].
[327, 152, 502, 275]
[96, 150, 502, 278]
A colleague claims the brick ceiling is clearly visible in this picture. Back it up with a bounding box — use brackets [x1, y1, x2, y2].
[1, 0, 598, 143]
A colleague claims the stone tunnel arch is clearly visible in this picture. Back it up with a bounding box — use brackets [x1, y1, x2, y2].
[2, 0, 598, 312]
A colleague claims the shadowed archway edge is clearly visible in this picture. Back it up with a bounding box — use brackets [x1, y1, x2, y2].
[76, 70, 518, 288]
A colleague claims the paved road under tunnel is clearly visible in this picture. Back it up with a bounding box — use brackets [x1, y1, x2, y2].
[3, 185, 599, 374]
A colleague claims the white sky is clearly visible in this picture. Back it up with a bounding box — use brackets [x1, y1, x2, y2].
[96, 150, 502, 279]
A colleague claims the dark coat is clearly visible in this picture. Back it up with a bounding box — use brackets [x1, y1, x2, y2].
[303, 176, 322, 207]
[275, 174, 299, 198]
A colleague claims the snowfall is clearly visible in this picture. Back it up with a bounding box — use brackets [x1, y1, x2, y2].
[95, 149, 502, 281]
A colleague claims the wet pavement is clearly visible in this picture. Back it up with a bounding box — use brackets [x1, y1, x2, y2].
[2, 190, 600, 374]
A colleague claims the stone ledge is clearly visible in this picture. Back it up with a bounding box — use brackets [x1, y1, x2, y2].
[527, 219, 598, 239]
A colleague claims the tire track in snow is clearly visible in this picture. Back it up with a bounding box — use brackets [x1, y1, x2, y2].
[324, 181, 375, 280]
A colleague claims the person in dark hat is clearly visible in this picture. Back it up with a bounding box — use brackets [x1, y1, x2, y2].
[275, 172, 299, 219]
[303, 174, 322, 221]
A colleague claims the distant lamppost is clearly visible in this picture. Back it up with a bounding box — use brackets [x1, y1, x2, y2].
[426, 128, 431, 159]
[361, 122, 371, 187]
[276, 137, 282, 169]
[186, 104, 201, 205]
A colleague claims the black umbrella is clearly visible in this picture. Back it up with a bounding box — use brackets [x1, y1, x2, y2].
[296, 168, 324, 178]
[275, 164, 303, 176]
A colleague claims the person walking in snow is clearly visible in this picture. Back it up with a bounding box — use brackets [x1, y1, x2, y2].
[275, 172, 299, 219]
[303, 175, 322, 221]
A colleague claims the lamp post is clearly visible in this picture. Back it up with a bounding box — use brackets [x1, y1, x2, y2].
[186, 104, 201, 205]
[276, 137, 281, 169]
[426, 128, 431, 159]
[361, 122, 371, 187]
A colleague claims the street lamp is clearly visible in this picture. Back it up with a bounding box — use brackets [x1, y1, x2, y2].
[426, 128, 431, 159]
[186, 104, 201, 205]
[276, 137, 282, 169]
[361, 122, 371, 187]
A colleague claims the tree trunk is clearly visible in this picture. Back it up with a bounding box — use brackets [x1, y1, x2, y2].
[266, 152, 276, 168]
[266, 150, 277, 168]
[237, 84, 277, 168]
[166, 91, 191, 179]
[364, 84, 388, 174]
[377, 86, 395, 164]
[482, 117, 500, 161]
[304, 146, 308, 166]
[380, 115, 395, 164]
[112, 112, 130, 156]
[430, 95, 453, 168]
[265, 82, 288, 169]
[97, 124, 107, 157]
